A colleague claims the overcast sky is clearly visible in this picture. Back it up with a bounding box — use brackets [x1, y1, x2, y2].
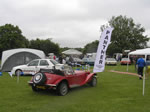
[0, 0, 150, 48]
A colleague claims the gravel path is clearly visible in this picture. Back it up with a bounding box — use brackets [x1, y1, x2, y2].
[109, 70, 139, 77]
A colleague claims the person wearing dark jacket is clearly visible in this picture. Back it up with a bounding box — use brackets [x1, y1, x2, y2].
[59, 55, 63, 64]
[137, 56, 146, 79]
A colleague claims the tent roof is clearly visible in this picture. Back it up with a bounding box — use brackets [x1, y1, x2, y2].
[129, 48, 150, 56]
[62, 49, 82, 55]
[1, 48, 45, 67]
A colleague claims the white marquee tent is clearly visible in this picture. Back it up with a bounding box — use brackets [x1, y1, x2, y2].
[1, 48, 45, 72]
[127, 48, 150, 96]
[127, 48, 150, 71]
[62, 49, 82, 55]
[128, 48, 150, 57]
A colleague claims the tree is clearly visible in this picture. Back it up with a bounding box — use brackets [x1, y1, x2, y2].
[101, 15, 149, 56]
[29, 38, 60, 56]
[83, 40, 99, 54]
[0, 24, 29, 56]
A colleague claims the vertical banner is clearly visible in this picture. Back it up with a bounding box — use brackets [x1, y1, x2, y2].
[93, 27, 114, 73]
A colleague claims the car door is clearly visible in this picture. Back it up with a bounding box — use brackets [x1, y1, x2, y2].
[38, 60, 53, 70]
[26, 60, 40, 74]
[63, 66, 78, 86]
[66, 73, 80, 87]
[66, 72, 87, 87]
[74, 71, 87, 85]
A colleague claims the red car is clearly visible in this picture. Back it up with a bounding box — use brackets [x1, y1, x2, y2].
[120, 58, 131, 65]
[28, 66, 97, 96]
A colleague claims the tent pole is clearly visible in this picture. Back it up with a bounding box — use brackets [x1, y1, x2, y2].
[143, 67, 146, 96]
[127, 54, 129, 72]
[143, 55, 147, 96]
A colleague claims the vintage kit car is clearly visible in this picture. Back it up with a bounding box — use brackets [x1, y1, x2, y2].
[28, 65, 97, 96]
[11, 59, 63, 76]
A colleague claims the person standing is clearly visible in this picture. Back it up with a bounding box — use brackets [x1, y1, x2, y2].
[137, 56, 146, 79]
[59, 55, 63, 64]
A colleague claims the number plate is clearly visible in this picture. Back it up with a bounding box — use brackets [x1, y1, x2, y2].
[36, 86, 46, 89]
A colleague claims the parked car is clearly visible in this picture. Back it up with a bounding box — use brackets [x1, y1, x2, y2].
[11, 59, 63, 75]
[28, 65, 97, 96]
[120, 58, 131, 65]
[105, 58, 117, 65]
[82, 58, 95, 65]
[67, 57, 82, 67]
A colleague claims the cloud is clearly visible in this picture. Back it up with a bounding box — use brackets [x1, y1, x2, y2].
[0, 0, 150, 48]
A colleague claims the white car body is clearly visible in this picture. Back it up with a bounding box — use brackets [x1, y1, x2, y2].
[105, 58, 117, 65]
[11, 59, 64, 75]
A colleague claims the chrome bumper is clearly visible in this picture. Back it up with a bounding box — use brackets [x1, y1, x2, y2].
[28, 81, 56, 87]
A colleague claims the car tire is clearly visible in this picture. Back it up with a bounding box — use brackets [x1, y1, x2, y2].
[57, 82, 68, 96]
[33, 73, 46, 85]
[89, 76, 97, 87]
[15, 69, 22, 76]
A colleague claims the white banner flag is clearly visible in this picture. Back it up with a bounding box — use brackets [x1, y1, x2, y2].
[93, 27, 114, 73]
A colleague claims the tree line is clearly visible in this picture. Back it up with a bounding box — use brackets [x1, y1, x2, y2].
[0, 15, 149, 58]
[83, 15, 149, 56]
[0, 24, 60, 57]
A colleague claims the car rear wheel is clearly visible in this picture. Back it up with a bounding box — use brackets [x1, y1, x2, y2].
[57, 82, 68, 96]
[15, 69, 22, 76]
[89, 76, 97, 87]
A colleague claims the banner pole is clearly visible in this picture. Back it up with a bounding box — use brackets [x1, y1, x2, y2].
[143, 67, 146, 96]
[17, 72, 19, 83]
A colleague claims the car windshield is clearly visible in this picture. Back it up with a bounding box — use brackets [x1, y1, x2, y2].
[74, 58, 80, 62]
[63, 65, 75, 75]
[106, 58, 116, 61]
[50, 59, 59, 65]
[83, 58, 88, 61]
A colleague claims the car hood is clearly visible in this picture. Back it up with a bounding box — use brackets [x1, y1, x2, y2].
[55, 64, 64, 70]
[106, 60, 116, 62]
[74, 70, 90, 75]
[121, 61, 129, 62]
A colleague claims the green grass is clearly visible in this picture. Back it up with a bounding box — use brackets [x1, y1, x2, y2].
[0, 65, 150, 112]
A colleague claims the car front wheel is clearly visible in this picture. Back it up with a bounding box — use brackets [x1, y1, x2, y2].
[57, 82, 68, 96]
[89, 76, 97, 87]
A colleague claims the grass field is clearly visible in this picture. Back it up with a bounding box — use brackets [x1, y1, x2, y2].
[0, 65, 150, 112]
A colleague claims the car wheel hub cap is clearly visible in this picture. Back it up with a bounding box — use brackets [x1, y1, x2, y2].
[35, 75, 41, 81]
[61, 85, 67, 95]
[33, 73, 43, 83]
